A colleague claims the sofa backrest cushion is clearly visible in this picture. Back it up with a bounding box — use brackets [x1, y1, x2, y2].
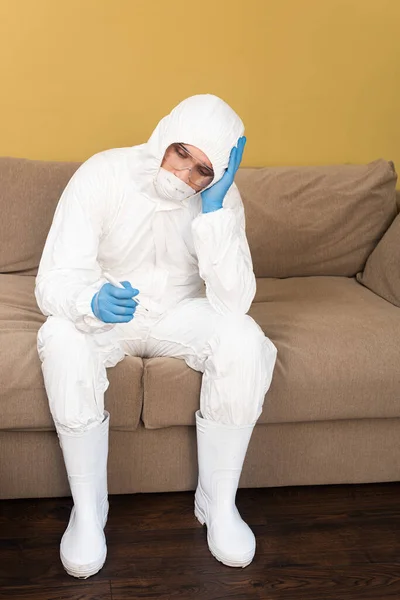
[236, 159, 398, 277]
[0, 157, 80, 275]
[0, 155, 397, 278]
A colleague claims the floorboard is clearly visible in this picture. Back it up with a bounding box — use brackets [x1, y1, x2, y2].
[1, 482, 400, 599]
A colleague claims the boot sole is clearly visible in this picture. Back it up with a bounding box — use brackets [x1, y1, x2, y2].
[61, 548, 107, 579]
[194, 500, 254, 568]
[60, 500, 109, 579]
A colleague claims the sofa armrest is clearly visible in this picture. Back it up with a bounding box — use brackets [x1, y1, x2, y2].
[356, 211, 400, 307]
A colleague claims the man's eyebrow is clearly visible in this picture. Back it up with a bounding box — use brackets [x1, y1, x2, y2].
[180, 144, 214, 173]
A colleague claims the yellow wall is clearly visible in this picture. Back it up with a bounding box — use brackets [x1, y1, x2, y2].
[0, 0, 399, 171]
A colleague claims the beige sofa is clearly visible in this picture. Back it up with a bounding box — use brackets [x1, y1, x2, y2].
[1, 156, 400, 500]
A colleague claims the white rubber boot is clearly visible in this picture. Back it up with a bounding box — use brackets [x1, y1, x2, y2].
[194, 410, 256, 568]
[57, 411, 110, 579]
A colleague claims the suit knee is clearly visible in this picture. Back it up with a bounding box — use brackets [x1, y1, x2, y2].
[37, 316, 89, 362]
[209, 314, 276, 369]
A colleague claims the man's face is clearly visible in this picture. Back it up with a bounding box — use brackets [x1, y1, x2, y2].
[161, 143, 214, 191]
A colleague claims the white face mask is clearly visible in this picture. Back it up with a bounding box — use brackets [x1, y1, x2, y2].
[154, 167, 196, 202]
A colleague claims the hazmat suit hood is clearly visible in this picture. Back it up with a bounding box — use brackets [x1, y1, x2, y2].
[137, 94, 245, 202]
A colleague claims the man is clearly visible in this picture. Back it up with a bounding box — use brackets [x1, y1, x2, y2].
[35, 94, 278, 578]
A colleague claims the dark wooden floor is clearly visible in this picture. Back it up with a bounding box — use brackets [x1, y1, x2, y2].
[1, 482, 400, 599]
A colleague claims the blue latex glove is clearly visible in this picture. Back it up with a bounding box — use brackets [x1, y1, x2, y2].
[201, 136, 246, 214]
[91, 281, 139, 323]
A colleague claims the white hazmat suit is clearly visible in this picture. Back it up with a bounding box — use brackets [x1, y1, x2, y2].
[35, 94, 278, 576]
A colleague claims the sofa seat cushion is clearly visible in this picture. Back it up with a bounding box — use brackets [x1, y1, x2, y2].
[142, 276, 400, 429]
[0, 275, 143, 431]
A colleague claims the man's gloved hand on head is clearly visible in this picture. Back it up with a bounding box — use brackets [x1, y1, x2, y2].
[91, 282, 139, 323]
[201, 136, 246, 214]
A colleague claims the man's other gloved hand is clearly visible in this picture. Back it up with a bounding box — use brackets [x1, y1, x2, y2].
[91, 281, 139, 323]
[201, 136, 246, 214]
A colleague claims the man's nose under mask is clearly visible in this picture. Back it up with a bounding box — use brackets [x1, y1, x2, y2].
[154, 167, 197, 202]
